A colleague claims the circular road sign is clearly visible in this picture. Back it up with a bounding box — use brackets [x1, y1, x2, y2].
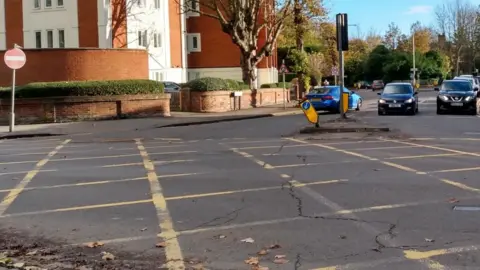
[302, 101, 311, 110]
[4, 48, 26, 70]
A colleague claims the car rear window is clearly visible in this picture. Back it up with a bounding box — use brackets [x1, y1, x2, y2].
[373, 80, 382, 83]
[441, 81, 471, 91]
[382, 84, 412, 94]
[310, 87, 333, 94]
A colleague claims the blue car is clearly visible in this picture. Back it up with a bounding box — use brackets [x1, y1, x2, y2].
[304, 86, 363, 113]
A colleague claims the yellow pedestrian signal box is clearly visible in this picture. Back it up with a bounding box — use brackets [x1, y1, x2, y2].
[300, 100, 318, 126]
[342, 92, 349, 113]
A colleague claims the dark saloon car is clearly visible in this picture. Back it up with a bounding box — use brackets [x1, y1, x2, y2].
[435, 80, 479, 115]
[377, 83, 419, 115]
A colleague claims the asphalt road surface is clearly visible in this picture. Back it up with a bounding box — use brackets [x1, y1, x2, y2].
[2, 89, 480, 269]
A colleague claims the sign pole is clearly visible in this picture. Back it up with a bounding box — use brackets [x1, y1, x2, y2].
[283, 61, 286, 110]
[4, 45, 27, 133]
[9, 69, 16, 132]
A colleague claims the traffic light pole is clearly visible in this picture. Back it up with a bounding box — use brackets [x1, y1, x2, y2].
[336, 13, 348, 119]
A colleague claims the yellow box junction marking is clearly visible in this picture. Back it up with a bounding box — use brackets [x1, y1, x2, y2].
[285, 138, 448, 269]
[0, 139, 71, 216]
[134, 138, 185, 270]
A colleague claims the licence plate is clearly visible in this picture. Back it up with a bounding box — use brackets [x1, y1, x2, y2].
[389, 104, 401, 108]
[451, 103, 463, 106]
[311, 98, 322, 101]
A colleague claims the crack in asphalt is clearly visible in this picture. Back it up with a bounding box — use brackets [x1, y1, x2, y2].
[274, 138, 433, 256]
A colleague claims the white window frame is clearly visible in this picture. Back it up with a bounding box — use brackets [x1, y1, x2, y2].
[187, 0, 200, 17]
[58, 29, 65, 48]
[153, 33, 162, 48]
[57, 0, 64, 7]
[187, 33, 201, 52]
[34, 0, 41, 9]
[46, 29, 54, 48]
[35, 31, 42, 48]
[154, 0, 160, 9]
[154, 72, 164, 81]
[45, 0, 52, 8]
[138, 30, 148, 47]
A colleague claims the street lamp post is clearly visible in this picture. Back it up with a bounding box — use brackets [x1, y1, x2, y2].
[411, 31, 417, 88]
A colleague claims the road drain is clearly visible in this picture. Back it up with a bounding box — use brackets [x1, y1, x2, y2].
[453, 206, 480, 211]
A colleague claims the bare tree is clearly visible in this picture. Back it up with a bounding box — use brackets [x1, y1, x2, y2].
[110, 0, 159, 49]
[181, 0, 292, 88]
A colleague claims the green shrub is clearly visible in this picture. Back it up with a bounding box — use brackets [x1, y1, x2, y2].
[0, 80, 164, 99]
[260, 82, 292, 88]
[187, 77, 250, 91]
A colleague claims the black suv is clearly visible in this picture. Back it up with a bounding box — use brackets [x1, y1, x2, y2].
[377, 83, 418, 115]
[435, 80, 478, 115]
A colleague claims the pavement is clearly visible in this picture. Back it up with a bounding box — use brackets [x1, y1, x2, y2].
[4, 87, 480, 269]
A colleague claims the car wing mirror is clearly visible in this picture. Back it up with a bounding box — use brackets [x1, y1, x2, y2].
[434, 87, 439, 91]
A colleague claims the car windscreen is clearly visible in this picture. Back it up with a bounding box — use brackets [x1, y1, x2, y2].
[310, 87, 333, 94]
[382, 85, 412, 94]
[441, 81, 472, 91]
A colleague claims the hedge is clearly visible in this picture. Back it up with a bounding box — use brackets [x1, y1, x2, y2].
[0, 80, 164, 99]
[260, 82, 292, 88]
[186, 77, 249, 91]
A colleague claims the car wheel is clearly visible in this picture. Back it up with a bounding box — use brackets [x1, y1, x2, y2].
[378, 109, 384, 115]
[470, 109, 477, 115]
[436, 106, 443, 114]
[355, 99, 362, 111]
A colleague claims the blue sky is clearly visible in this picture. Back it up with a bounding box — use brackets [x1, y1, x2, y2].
[328, 0, 480, 37]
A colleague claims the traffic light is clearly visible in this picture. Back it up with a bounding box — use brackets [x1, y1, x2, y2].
[336, 13, 348, 51]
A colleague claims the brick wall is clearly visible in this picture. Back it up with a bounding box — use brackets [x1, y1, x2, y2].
[0, 94, 170, 124]
[180, 88, 290, 112]
[0, 48, 149, 87]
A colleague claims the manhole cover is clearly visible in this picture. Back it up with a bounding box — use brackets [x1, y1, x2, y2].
[453, 206, 480, 211]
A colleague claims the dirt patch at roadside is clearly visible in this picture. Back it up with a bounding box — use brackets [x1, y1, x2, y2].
[0, 227, 165, 270]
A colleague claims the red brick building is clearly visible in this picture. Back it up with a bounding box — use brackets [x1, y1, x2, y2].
[0, 0, 278, 86]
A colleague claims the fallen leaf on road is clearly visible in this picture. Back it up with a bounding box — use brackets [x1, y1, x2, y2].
[0, 257, 12, 265]
[252, 266, 269, 270]
[425, 238, 435, 242]
[241, 237, 254, 243]
[85, 241, 104, 248]
[257, 249, 268, 255]
[13, 262, 25, 268]
[448, 198, 460, 203]
[155, 242, 167, 248]
[268, 244, 281, 249]
[274, 255, 286, 259]
[140, 227, 147, 231]
[214, 234, 226, 239]
[244, 257, 259, 265]
[273, 258, 289, 264]
[339, 235, 347, 239]
[101, 251, 115, 260]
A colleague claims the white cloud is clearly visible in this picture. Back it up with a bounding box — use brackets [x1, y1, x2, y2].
[405, 5, 433, 15]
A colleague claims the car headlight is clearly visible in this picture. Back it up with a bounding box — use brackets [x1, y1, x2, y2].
[439, 95, 448, 101]
[465, 96, 475, 101]
[404, 98, 414, 103]
[378, 99, 386, 104]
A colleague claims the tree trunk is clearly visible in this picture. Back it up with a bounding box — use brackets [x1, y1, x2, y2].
[294, 0, 306, 96]
[240, 52, 257, 90]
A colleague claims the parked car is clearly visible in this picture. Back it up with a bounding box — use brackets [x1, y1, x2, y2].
[454, 75, 479, 91]
[377, 83, 419, 115]
[435, 80, 478, 115]
[303, 86, 363, 113]
[357, 81, 371, 89]
[163, 81, 181, 93]
[371, 80, 384, 91]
